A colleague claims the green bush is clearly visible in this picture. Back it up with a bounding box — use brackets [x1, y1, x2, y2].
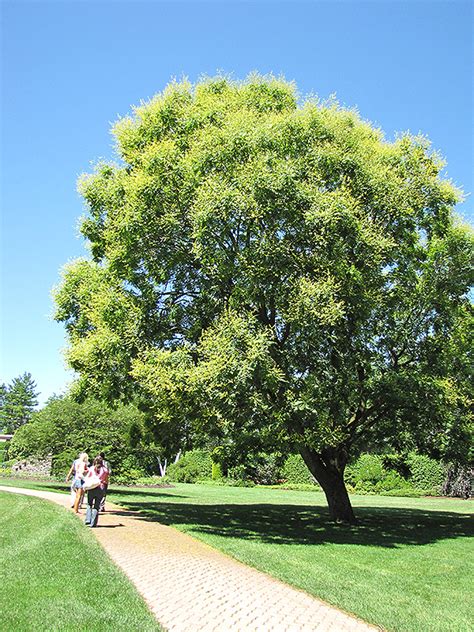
[134, 475, 171, 487]
[212, 462, 223, 480]
[226, 453, 283, 485]
[407, 452, 445, 492]
[281, 454, 316, 485]
[113, 473, 140, 485]
[111, 455, 145, 484]
[227, 464, 248, 482]
[345, 454, 385, 488]
[346, 453, 412, 494]
[379, 487, 428, 498]
[251, 453, 282, 485]
[227, 478, 256, 487]
[344, 451, 453, 496]
[381, 453, 411, 478]
[166, 449, 212, 483]
[51, 450, 78, 478]
[374, 470, 411, 492]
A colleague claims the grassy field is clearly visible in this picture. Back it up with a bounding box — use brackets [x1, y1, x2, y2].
[0, 491, 161, 632]
[1, 478, 473, 631]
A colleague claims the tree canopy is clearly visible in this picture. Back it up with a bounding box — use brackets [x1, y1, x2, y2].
[55, 76, 473, 522]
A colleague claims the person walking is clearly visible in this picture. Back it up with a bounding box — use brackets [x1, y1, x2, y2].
[72, 452, 89, 513]
[65, 455, 79, 508]
[84, 455, 109, 528]
[99, 452, 111, 512]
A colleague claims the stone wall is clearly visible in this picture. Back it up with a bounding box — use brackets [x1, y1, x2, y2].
[11, 456, 52, 478]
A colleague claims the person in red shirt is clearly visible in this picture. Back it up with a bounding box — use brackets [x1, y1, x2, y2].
[84, 455, 109, 528]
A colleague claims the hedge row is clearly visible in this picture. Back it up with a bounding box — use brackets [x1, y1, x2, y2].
[162, 449, 468, 497]
[345, 453, 445, 495]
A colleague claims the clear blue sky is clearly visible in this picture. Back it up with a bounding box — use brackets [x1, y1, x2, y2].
[1, 0, 473, 406]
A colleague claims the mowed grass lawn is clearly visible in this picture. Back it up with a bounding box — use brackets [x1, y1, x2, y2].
[1, 479, 473, 631]
[0, 491, 161, 632]
[110, 484, 473, 632]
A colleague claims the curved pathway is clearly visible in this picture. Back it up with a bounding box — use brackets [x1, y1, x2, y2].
[0, 485, 378, 632]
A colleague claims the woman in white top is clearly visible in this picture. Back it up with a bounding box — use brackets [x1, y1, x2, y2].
[65, 455, 80, 508]
[72, 452, 89, 513]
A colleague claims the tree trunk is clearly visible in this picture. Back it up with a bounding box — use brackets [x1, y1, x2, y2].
[300, 447, 357, 524]
[320, 472, 357, 524]
[157, 457, 167, 477]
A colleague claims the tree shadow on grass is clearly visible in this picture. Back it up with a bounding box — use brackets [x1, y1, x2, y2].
[116, 500, 473, 548]
[108, 487, 189, 500]
[0, 478, 187, 499]
[44, 481, 189, 501]
[1, 480, 71, 494]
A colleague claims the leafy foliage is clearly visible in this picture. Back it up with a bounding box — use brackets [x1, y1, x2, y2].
[406, 452, 446, 492]
[346, 454, 385, 487]
[0, 442, 7, 464]
[227, 452, 285, 485]
[281, 454, 317, 485]
[54, 76, 474, 522]
[345, 453, 411, 494]
[345, 452, 451, 495]
[166, 449, 213, 483]
[8, 395, 148, 477]
[211, 461, 223, 480]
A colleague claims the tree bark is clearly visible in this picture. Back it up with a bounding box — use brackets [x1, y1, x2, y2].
[320, 472, 357, 524]
[158, 457, 167, 477]
[300, 447, 357, 524]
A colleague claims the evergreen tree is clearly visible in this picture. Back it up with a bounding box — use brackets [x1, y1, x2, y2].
[0, 383, 7, 412]
[0, 373, 39, 433]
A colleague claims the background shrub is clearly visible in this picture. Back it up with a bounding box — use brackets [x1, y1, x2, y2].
[281, 454, 316, 485]
[381, 453, 411, 478]
[0, 442, 7, 464]
[374, 470, 411, 493]
[406, 452, 446, 492]
[225, 453, 283, 485]
[211, 462, 223, 480]
[379, 487, 427, 498]
[166, 449, 212, 483]
[251, 453, 282, 485]
[51, 450, 77, 478]
[227, 478, 256, 487]
[112, 455, 145, 484]
[227, 463, 249, 482]
[346, 453, 413, 494]
[345, 454, 386, 490]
